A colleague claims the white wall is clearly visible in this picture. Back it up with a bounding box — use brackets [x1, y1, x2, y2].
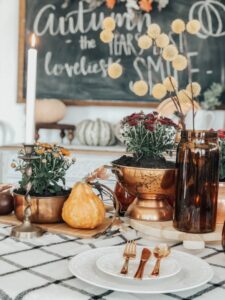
[0, 0, 24, 145]
[0, 1, 224, 146]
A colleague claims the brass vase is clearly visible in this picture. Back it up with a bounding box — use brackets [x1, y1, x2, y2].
[111, 164, 176, 221]
[14, 193, 69, 223]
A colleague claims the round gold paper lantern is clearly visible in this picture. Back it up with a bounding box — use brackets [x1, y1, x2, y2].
[133, 80, 148, 97]
[108, 63, 123, 79]
[103, 17, 116, 31]
[100, 30, 114, 43]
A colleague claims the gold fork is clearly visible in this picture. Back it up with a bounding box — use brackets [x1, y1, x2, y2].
[120, 241, 136, 275]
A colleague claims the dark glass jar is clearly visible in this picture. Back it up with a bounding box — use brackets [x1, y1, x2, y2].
[174, 130, 219, 233]
[222, 221, 225, 252]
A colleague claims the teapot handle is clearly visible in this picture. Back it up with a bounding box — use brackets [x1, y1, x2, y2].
[104, 165, 123, 177]
[84, 166, 120, 238]
[88, 181, 120, 238]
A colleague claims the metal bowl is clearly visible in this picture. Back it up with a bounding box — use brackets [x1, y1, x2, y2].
[111, 164, 176, 221]
[13, 192, 69, 223]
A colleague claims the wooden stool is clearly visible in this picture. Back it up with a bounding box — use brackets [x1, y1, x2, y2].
[35, 123, 76, 144]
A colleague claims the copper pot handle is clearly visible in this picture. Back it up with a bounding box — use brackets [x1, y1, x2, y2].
[89, 181, 120, 238]
[104, 165, 123, 177]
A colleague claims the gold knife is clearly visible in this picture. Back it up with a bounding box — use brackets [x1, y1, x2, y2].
[134, 248, 151, 279]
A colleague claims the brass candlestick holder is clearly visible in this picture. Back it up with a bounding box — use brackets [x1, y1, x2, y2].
[11, 144, 44, 238]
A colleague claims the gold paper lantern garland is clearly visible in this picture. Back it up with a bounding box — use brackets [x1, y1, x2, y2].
[100, 16, 202, 106]
[100, 17, 116, 43]
[171, 18, 201, 35]
[101, 17, 123, 80]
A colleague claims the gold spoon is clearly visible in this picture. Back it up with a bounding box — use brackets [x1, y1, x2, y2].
[151, 245, 170, 277]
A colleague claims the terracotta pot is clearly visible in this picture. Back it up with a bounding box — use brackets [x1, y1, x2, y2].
[35, 99, 66, 124]
[112, 164, 176, 221]
[217, 182, 225, 224]
[13, 192, 69, 223]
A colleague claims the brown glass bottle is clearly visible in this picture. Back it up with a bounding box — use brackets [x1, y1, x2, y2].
[174, 130, 219, 233]
[222, 221, 225, 252]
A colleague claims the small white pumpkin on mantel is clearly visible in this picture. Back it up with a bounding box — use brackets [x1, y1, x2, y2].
[77, 118, 116, 146]
[35, 99, 66, 124]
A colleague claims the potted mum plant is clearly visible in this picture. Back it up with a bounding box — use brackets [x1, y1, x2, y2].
[112, 111, 178, 221]
[11, 143, 75, 223]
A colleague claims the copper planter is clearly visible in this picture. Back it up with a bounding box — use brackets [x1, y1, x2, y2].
[13, 193, 69, 223]
[111, 164, 176, 221]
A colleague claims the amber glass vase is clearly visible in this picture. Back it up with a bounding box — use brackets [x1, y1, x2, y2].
[222, 221, 225, 252]
[174, 130, 219, 233]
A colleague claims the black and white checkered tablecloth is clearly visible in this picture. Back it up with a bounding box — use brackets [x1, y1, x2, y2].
[0, 223, 224, 300]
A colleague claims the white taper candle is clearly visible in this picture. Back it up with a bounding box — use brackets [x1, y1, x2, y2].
[25, 33, 37, 144]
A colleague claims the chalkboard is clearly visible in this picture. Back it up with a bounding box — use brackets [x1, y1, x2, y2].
[18, 0, 225, 106]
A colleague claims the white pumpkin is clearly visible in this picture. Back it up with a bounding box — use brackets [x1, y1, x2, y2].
[113, 122, 125, 144]
[35, 99, 66, 124]
[77, 119, 116, 146]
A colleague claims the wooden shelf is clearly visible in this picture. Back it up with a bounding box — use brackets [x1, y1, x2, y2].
[0, 144, 126, 156]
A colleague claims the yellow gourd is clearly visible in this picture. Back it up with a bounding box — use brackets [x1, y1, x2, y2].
[62, 182, 105, 229]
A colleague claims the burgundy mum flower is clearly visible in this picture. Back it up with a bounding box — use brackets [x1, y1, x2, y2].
[123, 112, 146, 125]
[158, 117, 177, 128]
[218, 130, 225, 139]
[128, 120, 139, 126]
[145, 124, 154, 131]
[144, 119, 155, 125]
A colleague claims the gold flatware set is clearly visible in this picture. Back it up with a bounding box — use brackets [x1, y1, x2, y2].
[120, 241, 170, 279]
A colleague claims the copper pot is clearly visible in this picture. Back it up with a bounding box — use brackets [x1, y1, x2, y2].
[217, 182, 225, 224]
[13, 192, 69, 223]
[0, 185, 14, 215]
[111, 164, 176, 221]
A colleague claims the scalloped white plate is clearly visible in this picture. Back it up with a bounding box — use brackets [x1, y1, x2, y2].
[68, 246, 213, 294]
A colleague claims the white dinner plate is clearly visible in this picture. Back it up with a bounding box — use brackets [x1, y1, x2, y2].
[68, 246, 213, 294]
[96, 246, 181, 280]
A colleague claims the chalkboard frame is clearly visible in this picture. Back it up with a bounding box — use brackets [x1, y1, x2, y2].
[17, 0, 157, 108]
